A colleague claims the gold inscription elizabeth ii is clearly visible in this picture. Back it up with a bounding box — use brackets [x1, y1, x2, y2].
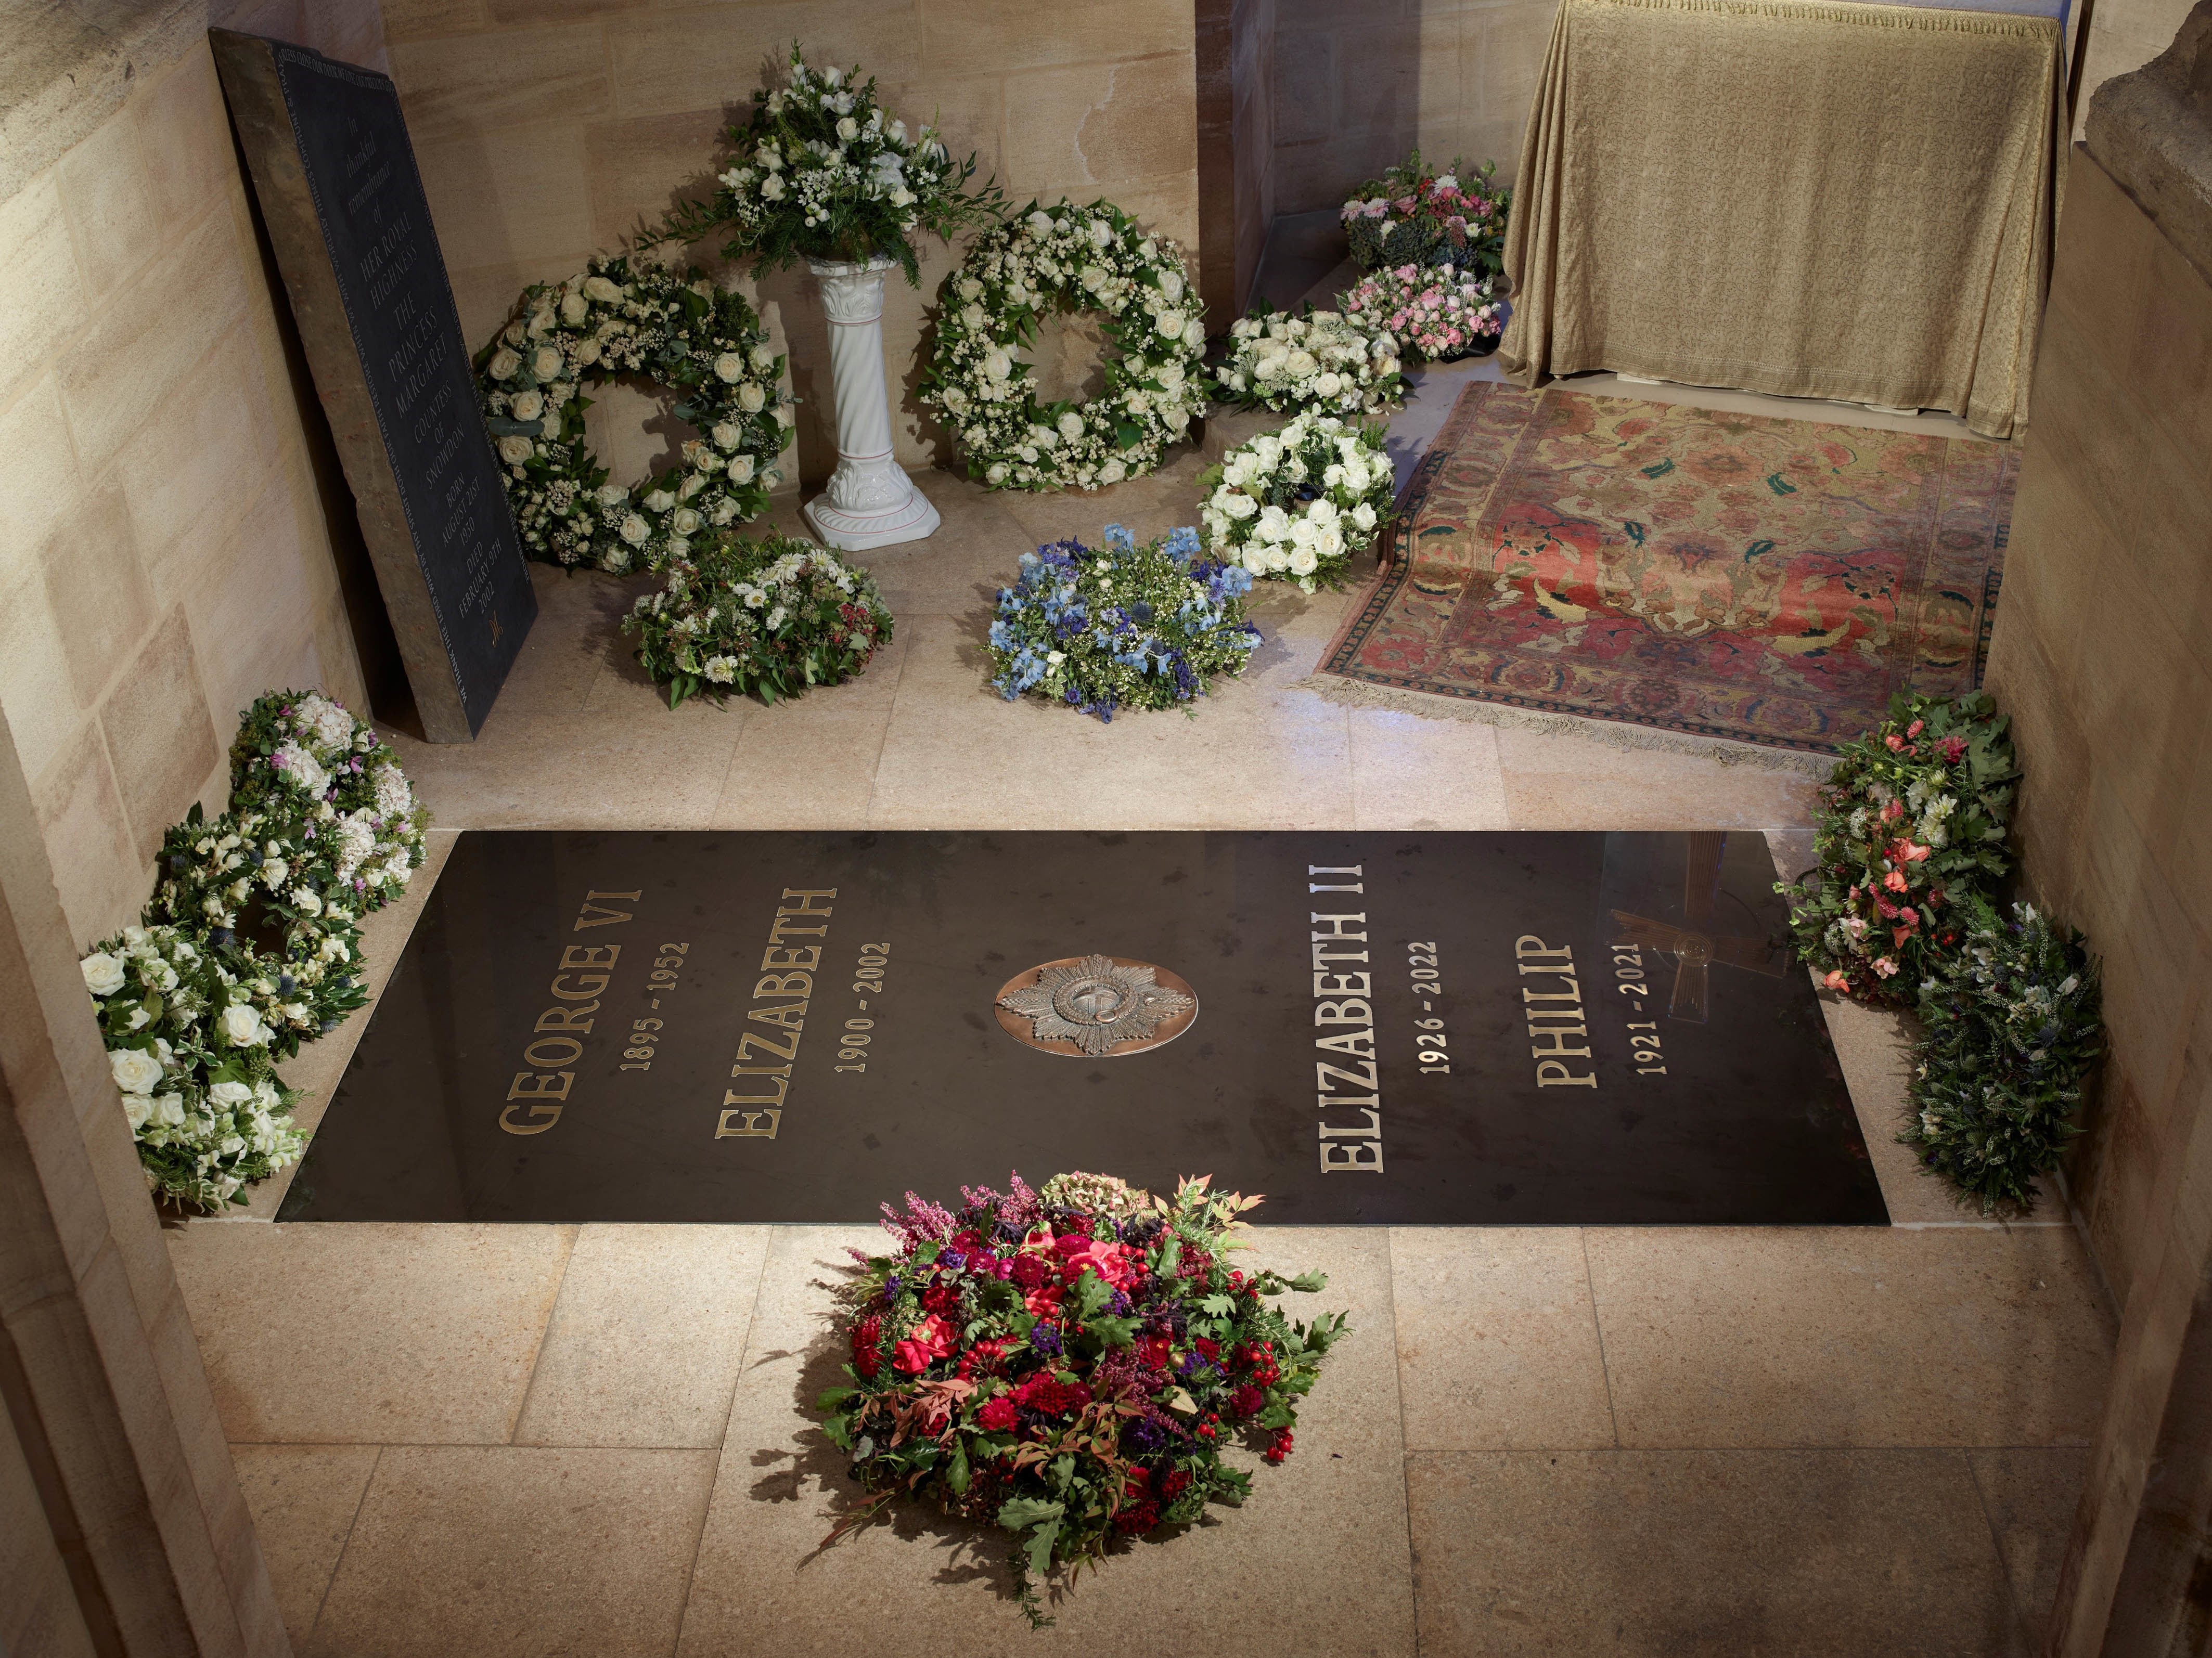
[994, 955, 1198, 1058]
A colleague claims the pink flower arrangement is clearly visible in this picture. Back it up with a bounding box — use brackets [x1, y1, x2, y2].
[1341, 262, 1503, 362]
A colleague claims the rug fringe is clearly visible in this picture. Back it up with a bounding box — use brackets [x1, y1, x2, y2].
[1292, 675, 1838, 779]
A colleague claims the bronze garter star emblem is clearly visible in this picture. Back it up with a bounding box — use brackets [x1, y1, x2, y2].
[994, 955, 1199, 1058]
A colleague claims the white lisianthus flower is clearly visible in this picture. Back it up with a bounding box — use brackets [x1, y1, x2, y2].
[110, 1047, 163, 1096]
[81, 952, 126, 996]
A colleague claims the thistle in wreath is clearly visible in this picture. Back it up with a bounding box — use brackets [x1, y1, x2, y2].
[79, 925, 309, 1212]
[660, 43, 1002, 287]
[1213, 302, 1404, 419]
[987, 525, 1260, 720]
[1778, 690, 2020, 1001]
[1904, 899, 2101, 1214]
[623, 532, 893, 709]
[475, 253, 792, 574]
[821, 1172, 1348, 1625]
[1341, 150, 1511, 279]
[1200, 413, 1395, 593]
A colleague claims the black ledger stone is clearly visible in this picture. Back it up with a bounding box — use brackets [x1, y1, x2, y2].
[277, 830, 1889, 1226]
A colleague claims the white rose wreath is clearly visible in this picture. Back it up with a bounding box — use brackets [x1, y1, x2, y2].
[475, 251, 794, 574]
[919, 201, 1211, 492]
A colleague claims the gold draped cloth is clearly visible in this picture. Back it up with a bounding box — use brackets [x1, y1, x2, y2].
[1498, 0, 2065, 438]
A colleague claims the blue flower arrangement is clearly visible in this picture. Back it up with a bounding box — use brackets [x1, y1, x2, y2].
[987, 525, 1262, 720]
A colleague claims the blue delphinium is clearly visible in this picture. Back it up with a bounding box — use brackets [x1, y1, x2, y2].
[985, 524, 1262, 720]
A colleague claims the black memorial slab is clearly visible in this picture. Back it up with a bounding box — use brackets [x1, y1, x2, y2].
[213, 32, 534, 740]
[279, 831, 1888, 1226]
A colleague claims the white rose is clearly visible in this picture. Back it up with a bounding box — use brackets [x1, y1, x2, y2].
[1352, 502, 1378, 531]
[620, 514, 651, 545]
[712, 422, 742, 450]
[531, 345, 563, 380]
[488, 347, 521, 381]
[81, 952, 126, 996]
[559, 292, 588, 326]
[726, 454, 755, 484]
[1314, 373, 1342, 398]
[1088, 217, 1114, 248]
[597, 483, 627, 507]
[582, 275, 622, 303]
[837, 115, 859, 141]
[760, 173, 786, 200]
[645, 488, 677, 512]
[1057, 411, 1084, 441]
[673, 508, 701, 534]
[110, 1047, 164, 1095]
[209, 1080, 254, 1107]
[1290, 546, 1319, 576]
[150, 1093, 185, 1129]
[1224, 491, 1258, 520]
[497, 435, 534, 465]
[982, 347, 1012, 382]
[510, 389, 544, 421]
[737, 383, 766, 413]
[1182, 320, 1205, 349]
[1098, 458, 1125, 484]
[217, 1003, 269, 1047]
[1027, 210, 1056, 236]
[715, 353, 745, 382]
[1156, 309, 1187, 339]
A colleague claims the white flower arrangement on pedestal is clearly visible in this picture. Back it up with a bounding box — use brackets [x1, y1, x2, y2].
[920, 200, 1211, 493]
[659, 44, 1001, 289]
[475, 252, 792, 574]
[1212, 305, 1403, 419]
[1199, 414, 1397, 593]
[80, 925, 307, 1211]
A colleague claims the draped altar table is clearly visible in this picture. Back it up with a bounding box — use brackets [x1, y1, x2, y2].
[1498, 0, 2067, 438]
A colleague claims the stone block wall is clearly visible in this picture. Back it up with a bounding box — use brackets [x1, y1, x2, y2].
[0, 0, 389, 957]
[1197, 0, 1276, 323]
[1269, 0, 1556, 217]
[380, 0, 1203, 489]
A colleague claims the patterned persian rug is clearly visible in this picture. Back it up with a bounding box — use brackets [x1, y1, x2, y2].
[1307, 383, 2015, 767]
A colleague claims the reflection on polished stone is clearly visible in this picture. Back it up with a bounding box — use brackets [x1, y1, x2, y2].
[278, 830, 1886, 1226]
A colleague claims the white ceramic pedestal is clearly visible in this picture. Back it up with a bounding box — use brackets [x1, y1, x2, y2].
[801, 256, 940, 550]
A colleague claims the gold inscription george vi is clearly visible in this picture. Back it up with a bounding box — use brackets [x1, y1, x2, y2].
[1309, 864, 1384, 1174]
[716, 888, 837, 1142]
[498, 889, 642, 1135]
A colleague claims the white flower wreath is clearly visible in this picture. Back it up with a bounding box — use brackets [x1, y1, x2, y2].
[919, 201, 1211, 492]
[475, 251, 795, 574]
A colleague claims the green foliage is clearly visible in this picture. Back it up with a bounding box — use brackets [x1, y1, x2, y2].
[622, 532, 893, 709]
[1904, 900, 2103, 1213]
[659, 43, 1004, 287]
[1777, 690, 2018, 1002]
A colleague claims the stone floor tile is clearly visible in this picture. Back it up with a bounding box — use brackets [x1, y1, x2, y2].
[1390, 1229, 1615, 1450]
[481, 564, 640, 721]
[675, 1224, 1411, 1656]
[1970, 1445, 2091, 1647]
[1350, 709, 1511, 831]
[513, 1224, 771, 1449]
[168, 1223, 574, 1444]
[1406, 1447, 2027, 1656]
[987, 443, 1215, 553]
[381, 710, 744, 832]
[865, 615, 1354, 831]
[714, 704, 895, 828]
[306, 1445, 715, 1658]
[846, 469, 1043, 622]
[1583, 1227, 2115, 1448]
[229, 1443, 380, 1647]
[1494, 723, 1824, 830]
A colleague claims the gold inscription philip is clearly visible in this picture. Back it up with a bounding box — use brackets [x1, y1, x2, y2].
[1517, 936, 1598, 1089]
[716, 888, 838, 1142]
[499, 889, 641, 1135]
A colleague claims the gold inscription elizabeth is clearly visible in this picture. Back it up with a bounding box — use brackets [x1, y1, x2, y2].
[716, 887, 838, 1142]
